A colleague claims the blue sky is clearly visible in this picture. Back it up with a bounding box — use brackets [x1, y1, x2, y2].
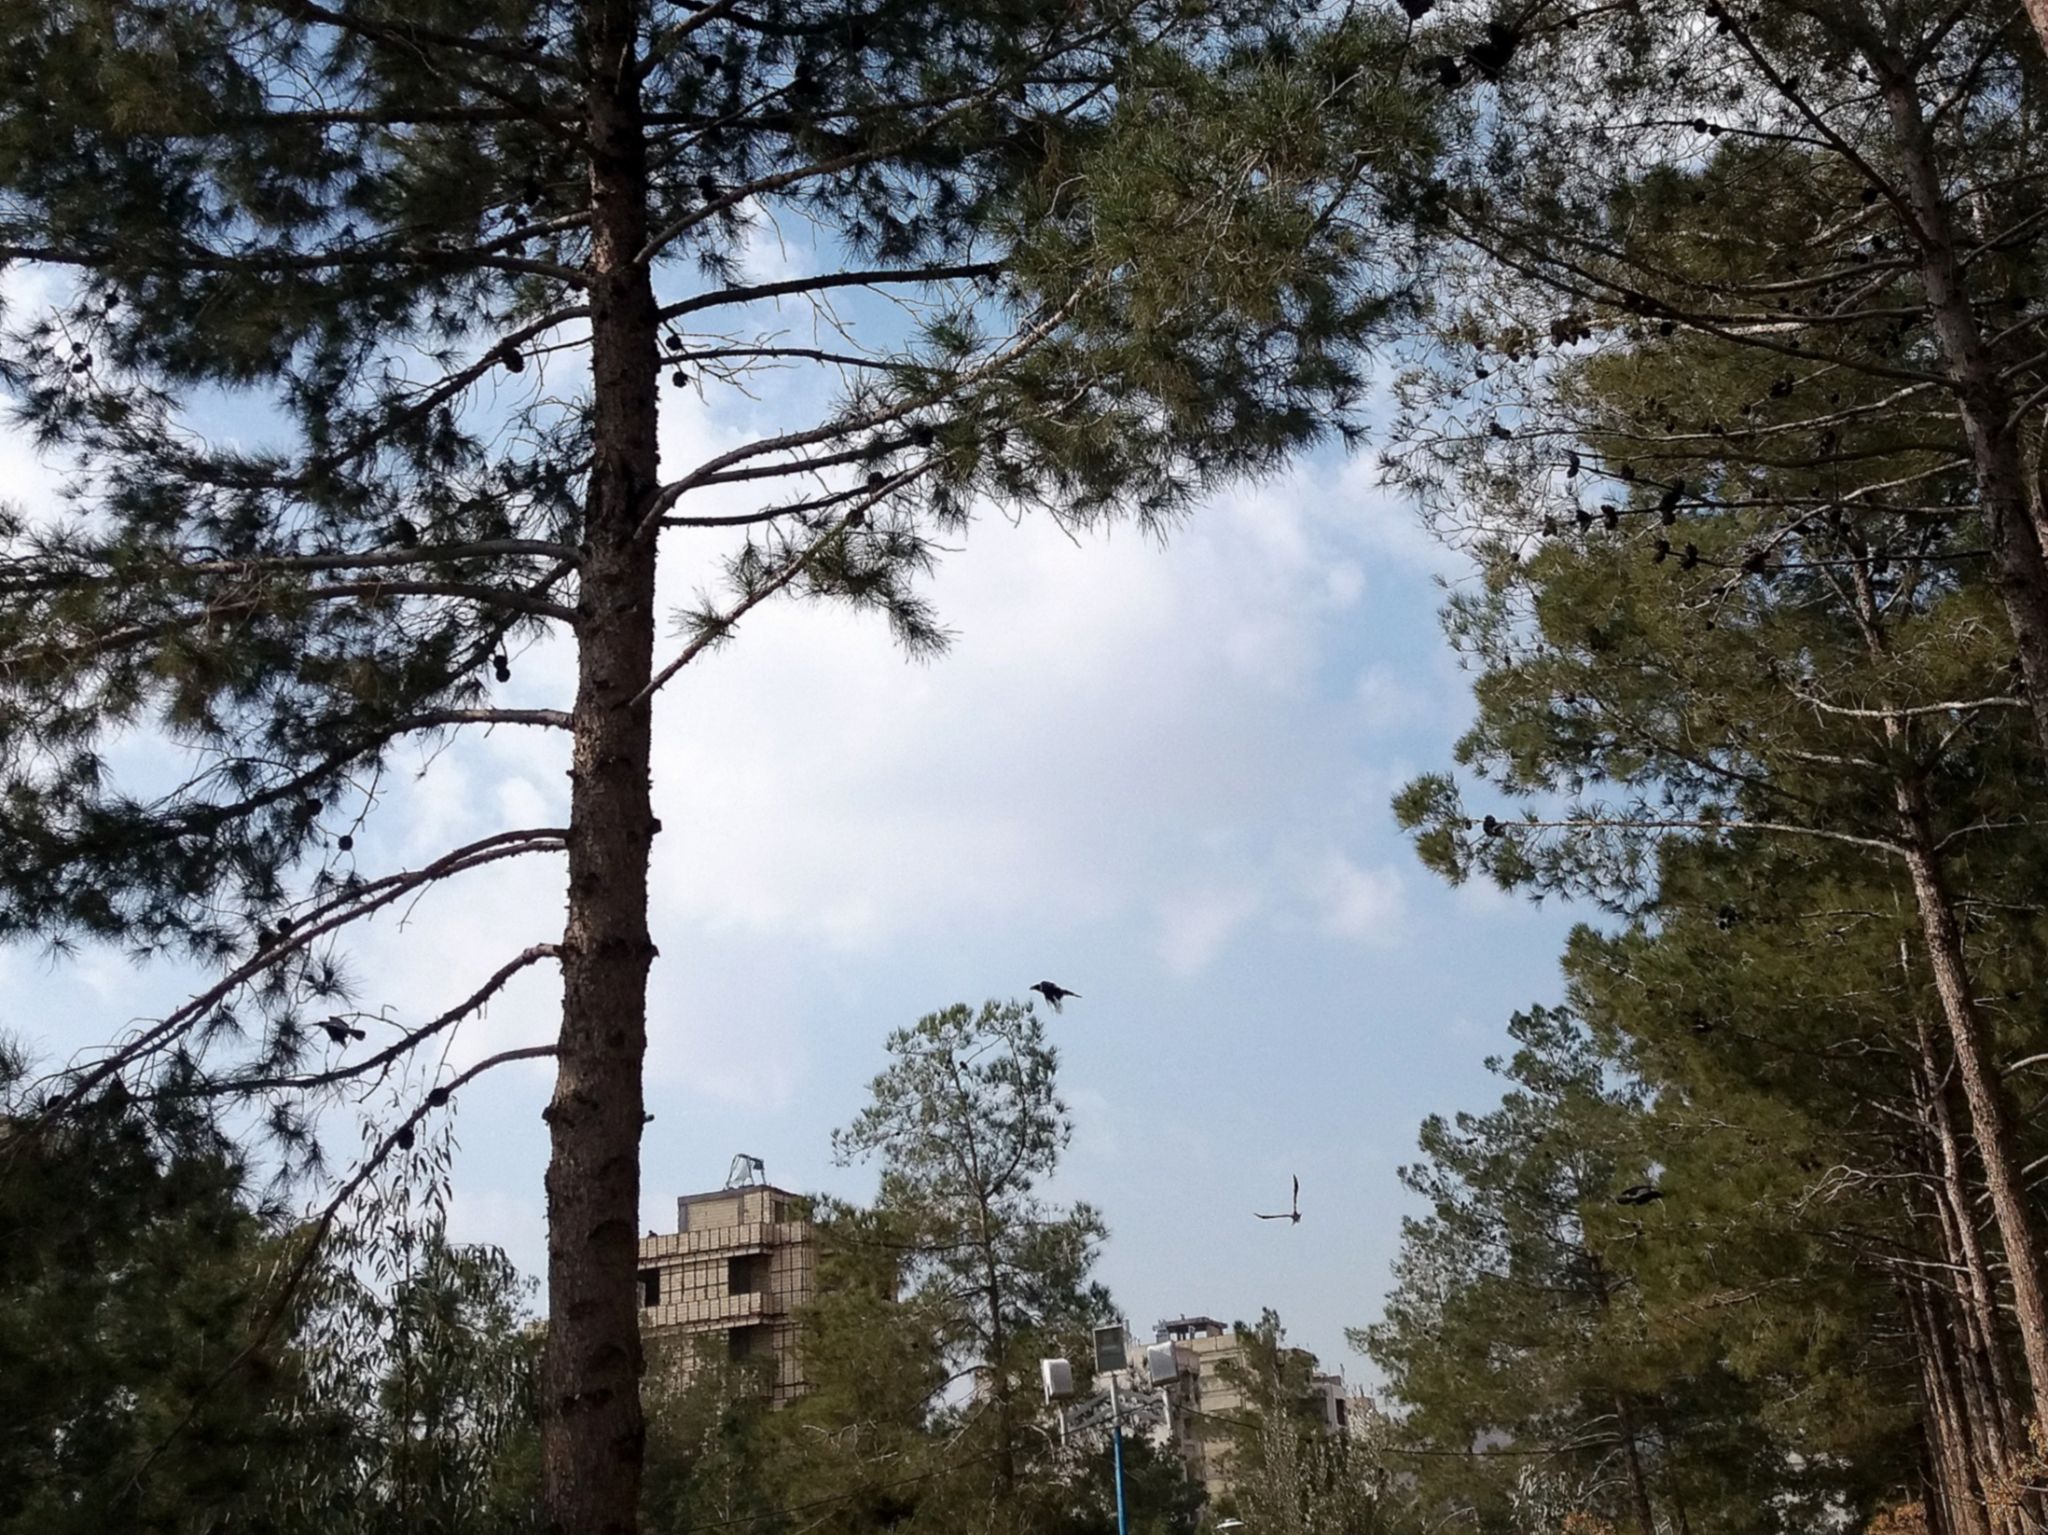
[0, 252, 1580, 1390]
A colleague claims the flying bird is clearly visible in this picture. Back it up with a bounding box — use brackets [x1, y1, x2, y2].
[1616, 1184, 1664, 1206]
[317, 1017, 367, 1046]
[1256, 1175, 1302, 1225]
[1030, 981, 1080, 1012]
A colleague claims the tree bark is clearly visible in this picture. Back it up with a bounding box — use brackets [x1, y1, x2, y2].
[1875, 59, 2048, 767]
[1927, 1429, 1958, 1535]
[1923, 1017, 2029, 1454]
[1896, 773, 2048, 1438]
[1919, 1017, 2041, 1533]
[1613, 1392, 1659, 1535]
[2025, 0, 2048, 72]
[1916, 1282, 1997, 1535]
[542, 2, 662, 1531]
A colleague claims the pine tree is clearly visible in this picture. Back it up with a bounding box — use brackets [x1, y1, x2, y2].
[0, 4, 1431, 1524]
[1221, 1310, 1390, 1535]
[830, 997, 1111, 1530]
[1384, 1, 2048, 764]
[0, 1044, 297, 1533]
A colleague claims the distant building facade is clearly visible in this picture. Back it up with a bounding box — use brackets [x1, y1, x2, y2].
[1112, 1315, 1367, 1502]
[636, 1180, 815, 1406]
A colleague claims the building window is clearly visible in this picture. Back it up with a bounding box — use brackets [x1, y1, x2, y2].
[639, 1268, 660, 1308]
[728, 1324, 764, 1362]
[728, 1253, 766, 1296]
[1335, 1398, 1348, 1428]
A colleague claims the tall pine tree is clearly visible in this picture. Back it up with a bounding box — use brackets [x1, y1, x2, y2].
[0, 3, 1429, 1525]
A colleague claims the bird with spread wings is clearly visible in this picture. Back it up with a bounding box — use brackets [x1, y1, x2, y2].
[1255, 1175, 1301, 1225]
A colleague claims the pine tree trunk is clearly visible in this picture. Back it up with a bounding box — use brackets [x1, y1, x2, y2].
[1934, 1185, 2025, 1535]
[1916, 1283, 1997, 1535]
[1952, 1276, 2021, 1535]
[1875, 61, 2048, 766]
[1926, 1431, 1958, 1535]
[1896, 775, 2048, 1438]
[1921, 1018, 2041, 1532]
[542, 2, 662, 1530]
[1924, 1016, 2029, 1454]
[1613, 1393, 1659, 1535]
[2025, 1, 2048, 69]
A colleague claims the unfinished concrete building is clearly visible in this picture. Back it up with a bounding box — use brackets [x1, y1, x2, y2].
[636, 1165, 815, 1406]
[1145, 1315, 1360, 1502]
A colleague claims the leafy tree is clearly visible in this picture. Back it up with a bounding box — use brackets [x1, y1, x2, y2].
[1384, 62, 2048, 1492]
[1388, 0, 2048, 760]
[1362, 996, 1922, 1535]
[0, 1041, 299, 1534]
[1360, 1008, 1674, 1535]
[642, 1342, 784, 1535]
[2, 1035, 545, 1531]
[0, 1, 1433, 1524]
[832, 997, 1111, 1530]
[1221, 1310, 1388, 1535]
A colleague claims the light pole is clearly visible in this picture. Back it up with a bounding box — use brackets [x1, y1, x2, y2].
[1043, 1330, 1139, 1535]
[1095, 1324, 1131, 1535]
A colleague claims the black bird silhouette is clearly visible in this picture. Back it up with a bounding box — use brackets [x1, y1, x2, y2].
[1481, 814, 1505, 837]
[1464, 19, 1520, 80]
[318, 1017, 367, 1046]
[1030, 981, 1080, 1012]
[1399, 0, 1435, 17]
[1616, 1184, 1664, 1206]
[1256, 1175, 1302, 1224]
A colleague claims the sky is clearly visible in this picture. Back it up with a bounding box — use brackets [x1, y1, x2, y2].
[0, 252, 1582, 1393]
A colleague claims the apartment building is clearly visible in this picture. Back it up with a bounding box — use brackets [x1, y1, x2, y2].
[636, 1178, 815, 1406]
[1140, 1315, 1363, 1501]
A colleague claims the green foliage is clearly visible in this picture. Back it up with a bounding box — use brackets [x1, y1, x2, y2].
[1221, 1311, 1389, 1535]
[1361, 999, 1916, 1534]
[832, 997, 1110, 1526]
[0, 0, 1431, 976]
[0, 1042, 294, 1533]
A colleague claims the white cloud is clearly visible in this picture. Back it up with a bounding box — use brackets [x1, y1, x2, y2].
[1153, 884, 1262, 977]
[1351, 663, 1436, 735]
[1305, 853, 1408, 946]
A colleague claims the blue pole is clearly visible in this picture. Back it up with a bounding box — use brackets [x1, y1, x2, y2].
[1110, 1373, 1130, 1535]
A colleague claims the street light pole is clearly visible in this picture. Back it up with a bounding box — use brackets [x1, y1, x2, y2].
[1109, 1370, 1129, 1535]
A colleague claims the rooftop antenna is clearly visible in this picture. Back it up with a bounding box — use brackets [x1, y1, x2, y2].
[725, 1152, 766, 1189]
